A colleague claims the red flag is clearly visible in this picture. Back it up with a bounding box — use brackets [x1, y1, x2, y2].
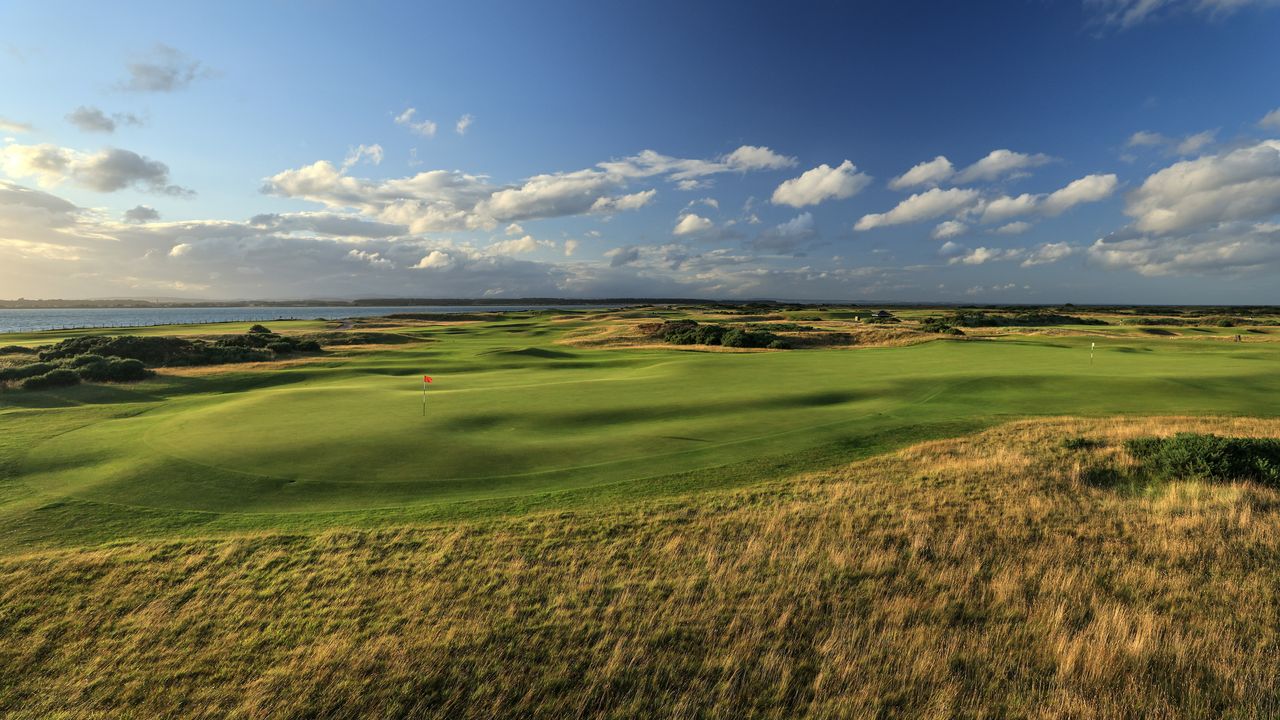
[423, 376, 432, 383]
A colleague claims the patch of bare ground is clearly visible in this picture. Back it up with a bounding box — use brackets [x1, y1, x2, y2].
[2, 416, 1279, 717]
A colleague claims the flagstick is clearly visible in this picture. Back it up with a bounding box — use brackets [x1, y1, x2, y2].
[422, 377, 427, 416]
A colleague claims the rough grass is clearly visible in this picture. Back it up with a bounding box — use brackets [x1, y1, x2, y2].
[2, 416, 1278, 718]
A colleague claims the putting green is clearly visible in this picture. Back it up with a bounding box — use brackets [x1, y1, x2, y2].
[10, 319, 1280, 515]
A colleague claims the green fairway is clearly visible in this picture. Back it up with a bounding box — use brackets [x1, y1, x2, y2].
[3, 312, 1280, 545]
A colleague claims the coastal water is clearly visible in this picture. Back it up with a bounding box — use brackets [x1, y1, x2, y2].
[0, 305, 614, 334]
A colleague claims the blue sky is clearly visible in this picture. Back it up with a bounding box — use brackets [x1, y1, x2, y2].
[2, 0, 1280, 302]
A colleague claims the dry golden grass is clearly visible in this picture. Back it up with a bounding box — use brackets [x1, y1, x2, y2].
[2, 416, 1279, 718]
[557, 318, 944, 351]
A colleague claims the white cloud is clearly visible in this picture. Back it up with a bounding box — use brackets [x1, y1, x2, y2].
[1175, 130, 1217, 155]
[488, 234, 545, 255]
[1127, 131, 1167, 147]
[1126, 139, 1280, 234]
[1087, 0, 1280, 28]
[590, 189, 656, 213]
[394, 108, 437, 137]
[340, 144, 383, 171]
[980, 173, 1118, 223]
[346, 248, 393, 268]
[855, 187, 980, 231]
[673, 213, 714, 236]
[456, 114, 474, 135]
[563, 239, 579, 256]
[955, 149, 1052, 183]
[770, 160, 871, 207]
[1261, 108, 1280, 130]
[505, 223, 524, 236]
[949, 246, 1025, 265]
[120, 44, 209, 92]
[980, 193, 1041, 223]
[994, 221, 1033, 235]
[932, 220, 967, 239]
[264, 144, 783, 234]
[889, 156, 955, 190]
[1021, 242, 1076, 266]
[1089, 224, 1280, 276]
[1, 143, 193, 195]
[1042, 173, 1119, 214]
[415, 250, 454, 269]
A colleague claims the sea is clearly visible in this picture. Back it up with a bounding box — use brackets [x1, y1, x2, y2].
[0, 305, 617, 334]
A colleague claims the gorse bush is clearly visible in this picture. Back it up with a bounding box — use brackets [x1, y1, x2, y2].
[20, 368, 82, 391]
[75, 357, 154, 383]
[0, 362, 56, 382]
[642, 320, 784, 349]
[1126, 433, 1280, 485]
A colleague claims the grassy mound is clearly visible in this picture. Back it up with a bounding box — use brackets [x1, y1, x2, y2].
[2, 418, 1279, 717]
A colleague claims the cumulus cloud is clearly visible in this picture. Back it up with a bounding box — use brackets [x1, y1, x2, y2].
[855, 188, 980, 231]
[1, 143, 193, 195]
[954, 149, 1052, 183]
[770, 160, 871, 207]
[673, 213, 714, 236]
[932, 220, 967, 239]
[563, 239, 580, 256]
[488, 234, 550, 255]
[120, 44, 209, 92]
[394, 108, 437, 137]
[265, 144, 785, 234]
[0, 116, 33, 134]
[1261, 108, 1280, 130]
[605, 246, 641, 267]
[456, 114, 474, 135]
[1021, 242, 1076, 266]
[598, 145, 795, 181]
[980, 173, 1118, 223]
[1089, 224, 1280, 276]
[889, 156, 955, 190]
[124, 205, 160, 223]
[1125, 139, 1280, 234]
[948, 246, 1024, 265]
[591, 189, 656, 214]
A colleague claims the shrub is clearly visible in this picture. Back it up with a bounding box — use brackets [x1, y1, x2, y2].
[1126, 433, 1280, 485]
[247, 324, 274, 334]
[76, 357, 153, 383]
[767, 339, 791, 350]
[69, 354, 106, 367]
[267, 341, 295, 354]
[920, 317, 964, 335]
[0, 345, 37, 355]
[0, 362, 57, 382]
[294, 340, 322, 352]
[21, 368, 82, 391]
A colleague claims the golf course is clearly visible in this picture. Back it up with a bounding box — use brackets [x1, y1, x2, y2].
[3, 306, 1280, 716]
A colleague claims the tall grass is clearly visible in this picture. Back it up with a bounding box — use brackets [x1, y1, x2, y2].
[1, 416, 1279, 718]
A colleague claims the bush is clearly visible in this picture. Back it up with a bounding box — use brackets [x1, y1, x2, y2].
[0, 345, 37, 355]
[920, 317, 964, 335]
[69, 354, 106, 367]
[294, 339, 322, 352]
[0, 362, 57, 382]
[1126, 433, 1280, 485]
[247, 324, 274, 334]
[267, 341, 294, 354]
[1062, 436, 1102, 450]
[76, 357, 153, 383]
[21, 368, 82, 391]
